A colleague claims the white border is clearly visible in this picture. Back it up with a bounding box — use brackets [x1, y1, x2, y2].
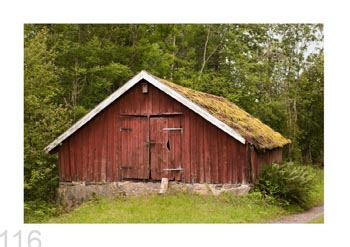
[1, 1, 347, 246]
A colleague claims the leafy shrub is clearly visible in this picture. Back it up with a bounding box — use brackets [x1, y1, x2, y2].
[255, 162, 316, 209]
[24, 200, 58, 223]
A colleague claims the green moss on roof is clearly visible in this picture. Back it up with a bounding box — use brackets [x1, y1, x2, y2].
[155, 76, 291, 150]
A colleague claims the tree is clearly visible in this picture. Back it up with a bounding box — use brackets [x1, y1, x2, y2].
[24, 26, 72, 201]
[270, 24, 323, 160]
[47, 24, 133, 120]
[297, 51, 324, 164]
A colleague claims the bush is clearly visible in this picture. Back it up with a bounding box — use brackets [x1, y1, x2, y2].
[255, 162, 316, 209]
[24, 200, 58, 223]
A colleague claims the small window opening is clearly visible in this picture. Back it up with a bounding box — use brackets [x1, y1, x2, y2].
[141, 83, 148, 93]
[166, 140, 171, 151]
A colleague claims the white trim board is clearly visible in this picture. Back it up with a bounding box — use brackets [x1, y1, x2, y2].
[44, 70, 245, 153]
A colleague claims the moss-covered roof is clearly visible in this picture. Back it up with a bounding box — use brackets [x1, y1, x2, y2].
[154, 75, 291, 150]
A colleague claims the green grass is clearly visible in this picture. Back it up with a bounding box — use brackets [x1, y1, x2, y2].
[47, 192, 298, 223]
[26, 167, 323, 224]
[307, 167, 324, 208]
[308, 215, 324, 224]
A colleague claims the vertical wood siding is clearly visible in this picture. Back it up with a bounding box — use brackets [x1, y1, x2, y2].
[57, 81, 283, 184]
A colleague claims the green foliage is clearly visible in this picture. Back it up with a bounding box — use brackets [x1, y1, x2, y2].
[24, 27, 72, 202]
[255, 162, 321, 209]
[24, 200, 58, 223]
[297, 52, 324, 164]
[307, 167, 324, 207]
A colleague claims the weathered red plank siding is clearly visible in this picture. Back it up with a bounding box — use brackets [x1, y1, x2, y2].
[105, 107, 112, 182]
[250, 146, 258, 182]
[113, 103, 119, 181]
[58, 144, 64, 181]
[228, 137, 236, 183]
[67, 137, 74, 181]
[212, 127, 219, 184]
[62, 141, 70, 181]
[94, 113, 101, 182]
[189, 110, 199, 183]
[249, 148, 283, 182]
[57, 82, 283, 184]
[236, 140, 243, 183]
[87, 119, 94, 182]
[81, 125, 88, 181]
[223, 135, 230, 183]
[183, 108, 191, 183]
[219, 130, 226, 183]
[75, 131, 80, 181]
[204, 123, 211, 183]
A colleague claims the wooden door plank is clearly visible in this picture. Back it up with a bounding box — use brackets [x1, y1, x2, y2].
[175, 116, 182, 181]
[150, 118, 159, 180]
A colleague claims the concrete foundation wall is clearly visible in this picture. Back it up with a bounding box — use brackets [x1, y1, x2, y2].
[58, 181, 252, 209]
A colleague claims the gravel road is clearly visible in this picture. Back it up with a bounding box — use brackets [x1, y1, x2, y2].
[269, 204, 324, 223]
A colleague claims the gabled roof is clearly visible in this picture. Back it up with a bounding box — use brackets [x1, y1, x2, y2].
[44, 70, 290, 153]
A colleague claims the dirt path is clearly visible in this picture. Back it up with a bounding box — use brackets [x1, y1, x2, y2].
[269, 204, 324, 223]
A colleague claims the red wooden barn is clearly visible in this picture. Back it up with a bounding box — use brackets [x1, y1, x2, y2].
[45, 71, 291, 185]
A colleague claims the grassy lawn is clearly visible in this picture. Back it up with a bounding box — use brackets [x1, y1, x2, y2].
[308, 167, 324, 208]
[48, 192, 297, 223]
[26, 166, 323, 224]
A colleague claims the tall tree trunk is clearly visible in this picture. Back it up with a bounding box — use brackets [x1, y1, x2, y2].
[131, 24, 138, 73]
[199, 26, 210, 81]
[285, 61, 293, 158]
[72, 60, 79, 120]
[198, 25, 226, 82]
[71, 61, 85, 121]
[170, 33, 176, 81]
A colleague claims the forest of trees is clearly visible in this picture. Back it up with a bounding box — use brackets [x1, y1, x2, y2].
[24, 24, 323, 205]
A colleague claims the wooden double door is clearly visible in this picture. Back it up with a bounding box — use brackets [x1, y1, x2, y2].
[119, 115, 183, 181]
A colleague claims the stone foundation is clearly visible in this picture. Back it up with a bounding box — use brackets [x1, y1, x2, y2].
[58, 181, 252, 209]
